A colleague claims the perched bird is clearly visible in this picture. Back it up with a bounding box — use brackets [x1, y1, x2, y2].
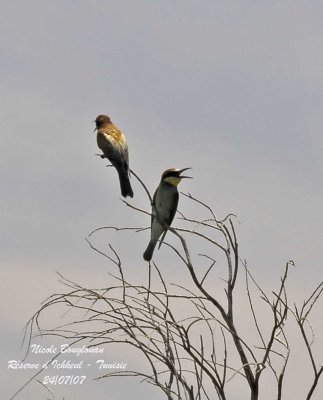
[143, 168, 192, 262]
[94, 115, 134, 198]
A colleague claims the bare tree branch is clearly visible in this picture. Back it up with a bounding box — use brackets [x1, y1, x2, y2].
[12, 175, 323, 400]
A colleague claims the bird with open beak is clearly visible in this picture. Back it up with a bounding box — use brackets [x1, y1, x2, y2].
[143, 167, 192, 261]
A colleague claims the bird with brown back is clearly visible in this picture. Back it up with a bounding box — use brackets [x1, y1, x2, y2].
[94, 115, 134, 198]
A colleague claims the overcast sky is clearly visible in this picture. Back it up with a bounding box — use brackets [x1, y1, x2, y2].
[1, 1, 323, 399]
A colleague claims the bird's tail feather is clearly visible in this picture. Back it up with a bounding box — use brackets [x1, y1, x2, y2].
[143, 240, 157, 262]
[117, 168, 134, 198]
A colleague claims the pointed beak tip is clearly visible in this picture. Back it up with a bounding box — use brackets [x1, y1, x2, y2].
[179, 167, 193, 179]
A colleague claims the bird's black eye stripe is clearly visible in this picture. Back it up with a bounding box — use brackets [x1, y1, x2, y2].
[163, 171, 180, 179]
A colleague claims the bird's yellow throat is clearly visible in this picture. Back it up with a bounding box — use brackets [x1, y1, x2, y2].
[164, 176, 182, 186]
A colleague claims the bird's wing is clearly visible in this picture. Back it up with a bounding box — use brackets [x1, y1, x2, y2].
[151, 188, 158, 227]
[158, 190, 179, 249]
[167, 191, 179, 226]
[98, 126, 129, 171]
[109, 127, 130, 171]
[107, 125, 127, 146]
[121, 143, 130, 168]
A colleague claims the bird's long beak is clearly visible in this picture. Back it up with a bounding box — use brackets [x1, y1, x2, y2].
[179, 167, 193, 179]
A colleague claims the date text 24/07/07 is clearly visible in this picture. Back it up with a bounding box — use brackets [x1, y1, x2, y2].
[43, 375, 86, 385]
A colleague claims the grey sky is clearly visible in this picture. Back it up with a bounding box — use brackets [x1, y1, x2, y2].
[1, 1, 323, 399]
